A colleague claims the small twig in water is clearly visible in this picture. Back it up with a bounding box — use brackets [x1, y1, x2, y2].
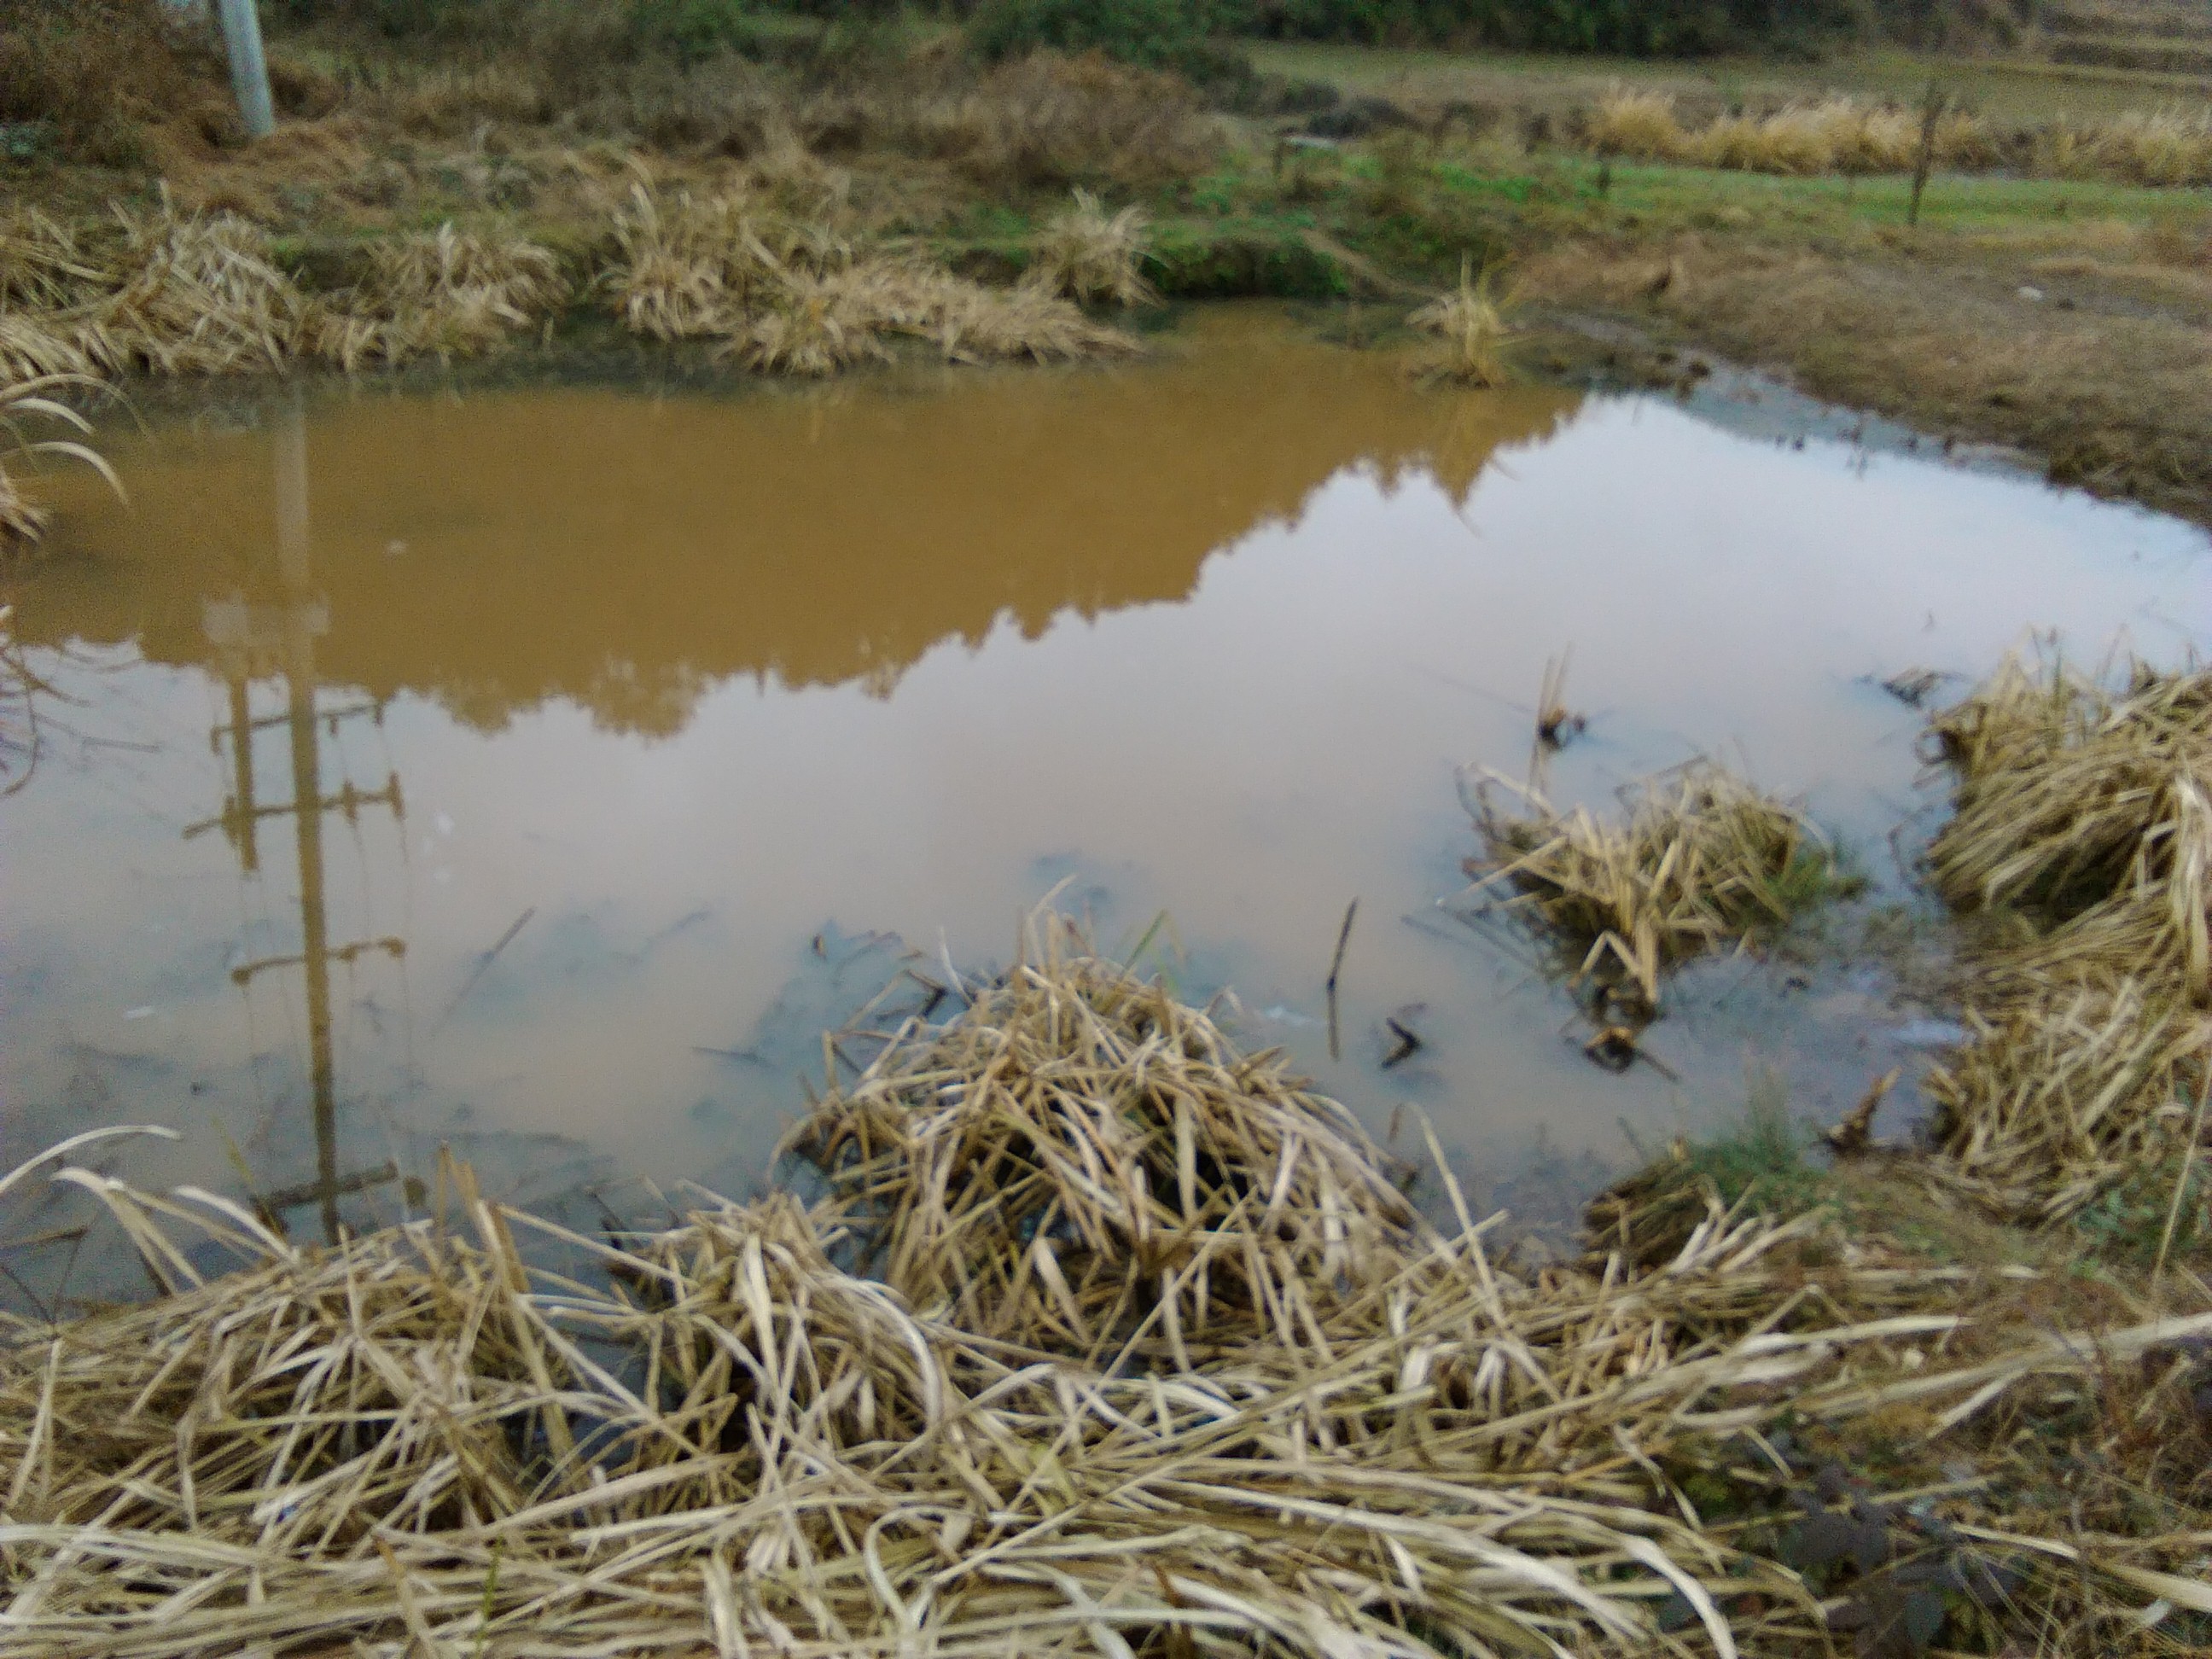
[434, 906, 535, 1033]
[1325, 899, 1358, 1062]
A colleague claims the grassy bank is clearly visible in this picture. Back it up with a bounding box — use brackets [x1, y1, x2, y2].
[5, 15, 2212, 537]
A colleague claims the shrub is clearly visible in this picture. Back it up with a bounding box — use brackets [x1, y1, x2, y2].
[278, 0, 767, 67]
[0, 0, 217, 164]
[1243, 0, 1884, 55]
[924, 52, 1220, 189]
[969, 0, 1247, 82]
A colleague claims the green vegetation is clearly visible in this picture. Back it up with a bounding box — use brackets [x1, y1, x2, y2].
[1672, 1072, 1839, 1214]
[2075, 1149, 2210, 1263]
[971, 0, 1236, 77]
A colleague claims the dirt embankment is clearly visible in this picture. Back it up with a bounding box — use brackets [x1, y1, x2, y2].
[1526, 229, 2212, 523]
[7, 15, 2212, 531]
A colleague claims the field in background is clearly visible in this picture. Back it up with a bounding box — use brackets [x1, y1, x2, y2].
[1249, 38, 2212, 122]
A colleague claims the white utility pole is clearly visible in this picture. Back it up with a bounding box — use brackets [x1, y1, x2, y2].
[212, 0, 276, 140]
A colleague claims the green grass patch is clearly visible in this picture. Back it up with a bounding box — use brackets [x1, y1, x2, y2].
[1675, 1075, 1837, 1216]
[1145, 216, 1350, 297]
[2071, 1150, 2209, 1266]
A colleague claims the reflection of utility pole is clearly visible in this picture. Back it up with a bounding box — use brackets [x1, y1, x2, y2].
[185, 397, 404, 1245]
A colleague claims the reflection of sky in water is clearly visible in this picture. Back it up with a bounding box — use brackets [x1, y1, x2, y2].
[3, 311, 2208, 1294]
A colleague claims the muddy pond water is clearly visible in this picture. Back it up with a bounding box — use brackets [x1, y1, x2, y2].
[3, 306, 2207, 1291]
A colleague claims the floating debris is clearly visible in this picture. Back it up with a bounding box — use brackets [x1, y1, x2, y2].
[1880, 666, 1948, 707]
[1823, 1065, 1901, 1156]
[1381, 1009, 1423, 1068]
[1536, 649, 1586, 749]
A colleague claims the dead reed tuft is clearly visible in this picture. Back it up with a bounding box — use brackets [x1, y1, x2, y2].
[1927, 650, 2212, 983]
[602, 186, 762, 342]
[733, 272, 893, 375]
[2092, 107, 2212, 188]
[311, 224, 568, 370]
[1921, 650, 2212, 1220]
[0, 375, 122, 548]
[79, 201, 306, 376]
[1586, 86, 1686, 161]
[778, 915, 1416, 1349]
[1463, 759, 1839, 1016]
[1027, 189, 1155, 306]
[1583, 90, 1989, 178]
[603, 184, 1136, 373]
[0, 210, 114, 314]
[1407, 259, 1517, 387]
[1925, 975, 2209, 1220]
[927, 277, 1139, 364]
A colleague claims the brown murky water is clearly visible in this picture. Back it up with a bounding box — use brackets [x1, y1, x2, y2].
[4, 307, 2207, 1284]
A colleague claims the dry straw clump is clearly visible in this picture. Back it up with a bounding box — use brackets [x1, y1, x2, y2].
[1407, 260, 1517, 387]
[602, 182, 1138, 375]
[0, 210, 113, 314]
[0, 375, 122, 548]
[3, 928, 2209, 1658]
[1920, 651, 2212, 1220]
[779, 928, 1414, 1350]
[79, 201, 306, 376]
[1586, 88, 1984, 178]
[309, 223, 568, 370]
[0, 204, 562, 387]
[1585, 87, 2209, 185]
[2091, 107, 2212, 188]
[1027, 189, 1155, 306]
[1462, 759, 1840, 1016]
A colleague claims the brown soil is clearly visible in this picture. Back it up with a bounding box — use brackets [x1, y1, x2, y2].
[1527, 228, 2212, 523]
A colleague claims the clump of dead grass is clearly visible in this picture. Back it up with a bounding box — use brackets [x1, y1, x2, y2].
[732, 272, 893, 376]
[0, 210, 114, 314]
[1927, 650, 2212, 983]
[1027, 189, 1154, 306]
[928, 276, 1139, 364]
[3, 934, 2208, 1658]
[1920, 649, 2212, 1221]
[1408, 259, 1517, 387]
[79, 201, 306, 376]
[1462, 759, 1841, 1016]
[1583, 88, 2203, 187]
[779, 919, 1415, 1348]
[2092, 107, 2212, 188]
[603, 182, 1138, 374]
[0, 374, 122, 549]
[1585, 89, 1988, 178]
[2, 198, 317, 387]
[311, 224, 568, 370]
[1586, 86, 1686, 161]
[602, 186, 777, 341]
